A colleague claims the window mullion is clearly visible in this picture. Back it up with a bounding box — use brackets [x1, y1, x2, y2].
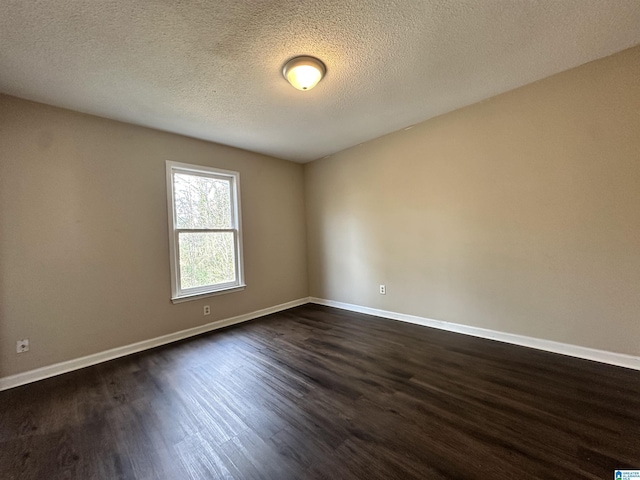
[175, 228, 236, 233]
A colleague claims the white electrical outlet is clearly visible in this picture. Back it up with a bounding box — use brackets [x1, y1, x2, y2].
[16, 339, 29, 353]
[380, 285, 386, 295]
[204, 305, 211, 316]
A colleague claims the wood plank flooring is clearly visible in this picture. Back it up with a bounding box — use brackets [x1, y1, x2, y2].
[1, 304, 639, 479]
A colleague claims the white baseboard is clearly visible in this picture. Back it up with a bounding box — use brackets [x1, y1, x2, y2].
[309, 297, 640, 371]
[0, 297, 310, 391]
[4, 295, 637, 391]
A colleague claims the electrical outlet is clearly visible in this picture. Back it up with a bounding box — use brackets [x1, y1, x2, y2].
[16, 339, 29, 353]
[203, 305, 211, 316]
[379, 285, 386, 295]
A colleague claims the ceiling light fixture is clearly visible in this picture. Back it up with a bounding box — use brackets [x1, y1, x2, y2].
[282, 56, 326, 91]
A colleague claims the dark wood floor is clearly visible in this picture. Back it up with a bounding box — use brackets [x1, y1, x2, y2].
[1, 304, 639, 479]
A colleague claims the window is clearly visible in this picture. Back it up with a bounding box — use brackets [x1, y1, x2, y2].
[166, 161, 245, 302]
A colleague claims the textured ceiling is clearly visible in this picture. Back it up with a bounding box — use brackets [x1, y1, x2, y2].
[1, 1, 640, 163]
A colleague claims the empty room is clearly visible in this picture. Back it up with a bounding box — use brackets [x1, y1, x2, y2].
[1, 1, 639, 479]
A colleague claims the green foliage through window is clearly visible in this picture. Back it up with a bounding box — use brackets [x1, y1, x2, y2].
[169, 166, 241, 295]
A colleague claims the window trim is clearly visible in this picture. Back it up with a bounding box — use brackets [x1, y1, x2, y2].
[166, 161, 245, 303]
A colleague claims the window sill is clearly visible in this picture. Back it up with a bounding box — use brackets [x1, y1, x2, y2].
[171, 285, 246, 304]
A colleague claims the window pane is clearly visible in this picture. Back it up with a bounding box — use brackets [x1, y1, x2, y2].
[174, 173, 232, 229]
[178, 232, 236, 289]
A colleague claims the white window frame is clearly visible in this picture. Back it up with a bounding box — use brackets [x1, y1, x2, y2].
[166, 161, 245, 303]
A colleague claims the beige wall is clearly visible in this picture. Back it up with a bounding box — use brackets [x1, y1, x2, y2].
[2, 45, 639, 380]
[0, 95, 308, 377]
[305, 45, 640, 356]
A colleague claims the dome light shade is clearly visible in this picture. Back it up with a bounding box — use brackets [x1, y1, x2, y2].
[283, 56, 326, 91]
